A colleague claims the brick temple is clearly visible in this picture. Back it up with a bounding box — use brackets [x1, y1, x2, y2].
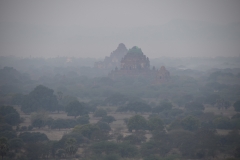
[108, 46, 170, 84]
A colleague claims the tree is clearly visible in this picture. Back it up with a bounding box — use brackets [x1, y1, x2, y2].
[0, 131, 17, 140]
[123, 132, 146, 145]
[118, 142, 138, 158]
[234, 100, 240, 112]
[0, 105, 18, 116]
[77, 115, 90, 125]
[0, 137, 9, 160]
[25, 142, 47, 159]
[8, 138, 23, 152]
[181, 116, 199, 131]
[30, 111, 49, 129]
[73, 124, 100, 139]
[65, 138, 78, 157]
[0, 124, 12, 132]
[93, 109, 107, 118]
[21, 85, 58, 113]
[100, 115, 116, 124]
[127, 101, 151, 113]
[65, 100, 86, 118]
[127, 115, 148, 132]
[213, 116, 232, 129]
[148, 116, 164, 131]
[90, 141, 119, 155]
[0, 106, 21, 125]
[140, 141, 171, 158]
[152, 100, 173, 113]
[56, 149, 66, 159]
[52, 119, 67, 130]
[19, 132, 49, 143]
[3, 113, 21, 126]
[96, 121, 111, 131]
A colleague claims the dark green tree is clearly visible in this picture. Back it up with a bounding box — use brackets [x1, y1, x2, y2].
[21, 85, 58, 113]
[127, 115, 148, 132]
[73, 124, 100, 139]
[30, 111, 49, 129]
[123, 132, 146, 145]
[181, 116, 199, 131]
[90, 141, 119, 155]
[0, 137, 9, 160]
[0, 106, 21, 126]
[65, 138, 78, 157]
[234, 100, 240, 112]
[77, 115, 90, 125]
[118, 142, 138, 158]
[19, 132, 49, 143]
[96, 121, 111, 131]
[100, 115, 116, 124]
[8, 138, 23, 152]
[148, 116, 164, 131]
[3, 113, 21, 126]
[65, 100, 86, 118]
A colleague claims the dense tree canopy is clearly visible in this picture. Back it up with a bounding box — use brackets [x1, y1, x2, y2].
[21, 85, 58, 113]
[127, 115, 148, 132]
[65, 100, 87, 118]
[234, 100, 240, 112]
[0, 106, 21, 126]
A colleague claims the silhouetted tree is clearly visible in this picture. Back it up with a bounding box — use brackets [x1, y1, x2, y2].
[21, 85, 58, 113]
[65, 100, 87, 118]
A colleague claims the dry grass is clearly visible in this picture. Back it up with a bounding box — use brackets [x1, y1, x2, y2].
[204, 105, 236, 118]
[15, 105, 152, 141]
[15, 104, 237, 141]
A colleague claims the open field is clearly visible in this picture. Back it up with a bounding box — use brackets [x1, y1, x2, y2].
[15, 105, 152, 141]
[15, 104, 237, 141]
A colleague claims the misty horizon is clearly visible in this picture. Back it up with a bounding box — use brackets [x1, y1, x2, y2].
[1, 0, 240, 58]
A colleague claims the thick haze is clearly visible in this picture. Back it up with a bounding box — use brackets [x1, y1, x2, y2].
[0, 0, 240, 58]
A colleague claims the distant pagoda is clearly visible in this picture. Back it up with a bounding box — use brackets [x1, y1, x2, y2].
[94, 43, 128, 69]
[120, 46, 150, 70]
[109, 46, 170, 84]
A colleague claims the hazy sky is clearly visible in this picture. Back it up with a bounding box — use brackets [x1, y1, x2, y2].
[0, 0, 240, 58]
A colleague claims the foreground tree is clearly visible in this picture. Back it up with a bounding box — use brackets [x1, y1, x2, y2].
[127, 115, 148, 132]
[21, 85, 58, 113]
[65, 100, 87, 118]
[65, 138, 78, 158]
[0, 137, 9, 160]
[0, 106, 21, 126]
[8, 138, 23, 152]
[30, 111, 49, 129]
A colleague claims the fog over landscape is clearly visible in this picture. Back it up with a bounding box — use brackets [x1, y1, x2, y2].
[1, 1, 240, 160]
